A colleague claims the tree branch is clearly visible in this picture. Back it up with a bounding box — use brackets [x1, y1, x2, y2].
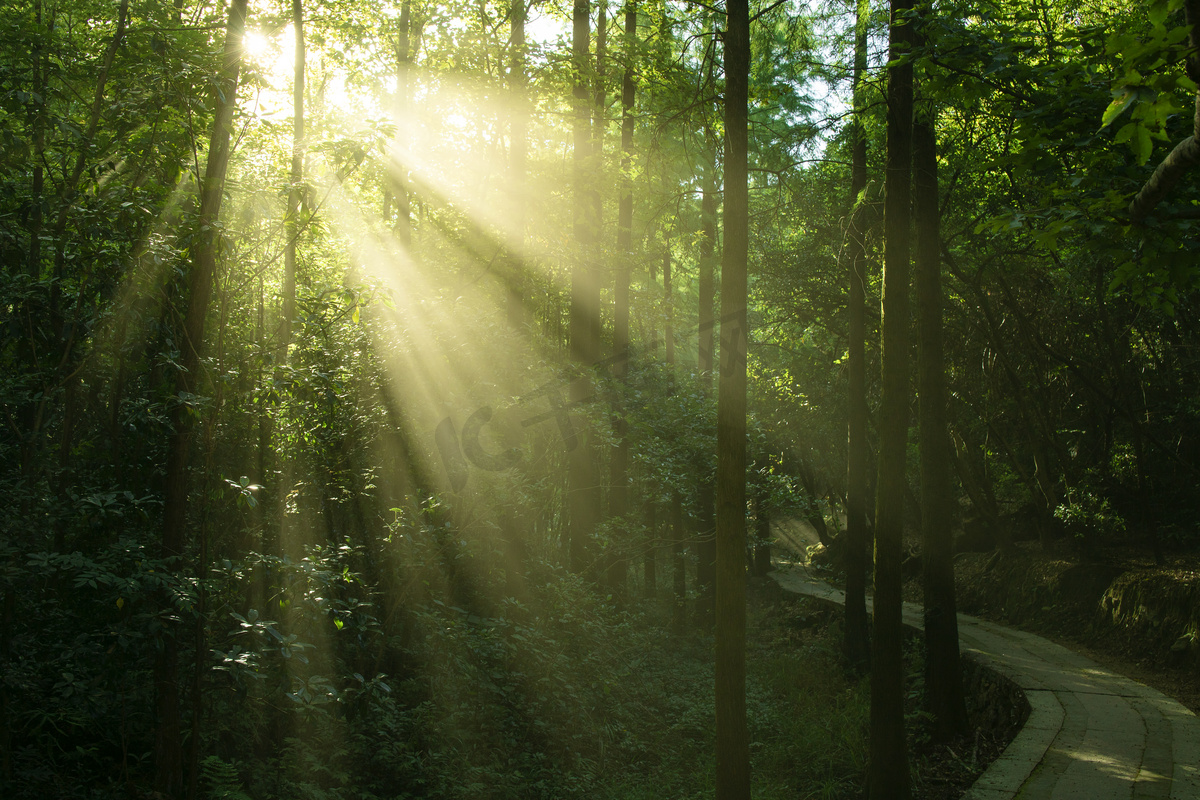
[750, 0, 788, 24]
[1129, 0, 1200, 221]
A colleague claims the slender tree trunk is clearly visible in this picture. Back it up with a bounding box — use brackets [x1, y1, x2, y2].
[664, 238, 688, 622]
[914, 97, 968, 740]
[671, 493, 686, 630]
[262, 0, 306, 646]
[950, 264, 1064, 539]
[663, 241, 674, 364]
[30, 0, 124, 493]
[642, 174, 660, 599]
[498, 0, 532, 595]
[16, 0, 52, 479]
[155, 2, 249, 795]
[186, 289, 233, 800]
[593, 0, 607, 230]
[17, 1, 49, 480]
[716, 0, 750, 794]
[751, 489, 771, 577]
[49, 0, 129, 336]
[607, 2, 636, 596]
[594, 0, 613, 589]
[868, 0, 914, 795]
[843, 0, 872, 672]
[643, 491, 657, 597]
[393, 1, 413, 244]
[254, 277, 272, 609]
[283, 0, 305, 355]
[108, 306, 131, 485]
[569, 0, 601, 576]
[696, 142, 718, 630]
[0, 590, 10, 782]
[506, 0, 528, 327]
[27, 0, 46, 280]
[663, 237, 688, 619]
[951, 428, 1009, 552]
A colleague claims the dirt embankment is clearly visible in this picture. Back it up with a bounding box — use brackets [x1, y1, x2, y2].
[950, 544, 1200, 712]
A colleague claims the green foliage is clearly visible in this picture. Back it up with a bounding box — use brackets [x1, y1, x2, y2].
[201, 756, 253, 800]
[1101, 0, 1194, 165]
[1054, 489, 1127, 546]
[5, 0, 1200, 797]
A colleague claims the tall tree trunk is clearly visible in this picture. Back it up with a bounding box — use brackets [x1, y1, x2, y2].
[393, 1, 413, 244]
[641, 135, 659, 599]
[283, 0, 305, 355]
[0, 591, 11, 782]
[255, 277, 272, 609]
[499, 0, 532, 596]
[186, 287, 234, 800]
[26, 0, 46, 280]
[643, 488, 657, 597]
[16, 0, 55, 479]
[751, 488, 771, 577]
[569, 0, 601, 576]
[868, 0, 914, 795]
[696, 149, 718, 629]
[716, 0, 750, 794]
[49, 0, 130, 337]
[506, 0, 528, 327]
[30, 0, 125, 493]
[155, 1, 249, 795]
[671, 493, 686, 630]
[608, 1, 636, 596]
[593, 1, 607, 230]
[264, 0, 306, 654]
[593, 0, 612, 590]
[914, 95, 968, 740]
[664, 237, 687, 619]
[17, 1, 50, 480]
[663, 241, 674, 363]
[843, 0, 872, 672]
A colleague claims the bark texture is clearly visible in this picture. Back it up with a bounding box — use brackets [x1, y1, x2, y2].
[607, 2, 636, 595]
[695, 151, 718, 630]
[506, 0, 529, 327]
[156, 0, 249, 794]
[393, 1, 413, 243]
[914, 103, 969, 740]
[843, 0, 872, 672]
[716, 0, 751, 794]
[868, 0, 914, 795]
[282, 0, 305, 356]
[569, 0, 601, 576]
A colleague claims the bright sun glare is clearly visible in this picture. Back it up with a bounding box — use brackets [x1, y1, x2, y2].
[242, 29, 271, 59]
[240, 25, 374, 120]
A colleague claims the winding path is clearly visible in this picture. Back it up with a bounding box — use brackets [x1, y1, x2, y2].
[771, 563, 1200, 800]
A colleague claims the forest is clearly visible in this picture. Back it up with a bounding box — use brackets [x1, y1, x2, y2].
[3, 0, 1200, 797]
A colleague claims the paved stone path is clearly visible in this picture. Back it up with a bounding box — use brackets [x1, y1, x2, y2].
[771, 564, 1200, 800]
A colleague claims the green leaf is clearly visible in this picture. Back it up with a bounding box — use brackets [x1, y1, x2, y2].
[1134, 125, 1153, 164]
[1148, 0, 1169, 27]
[1101, 89, 1136, 129]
